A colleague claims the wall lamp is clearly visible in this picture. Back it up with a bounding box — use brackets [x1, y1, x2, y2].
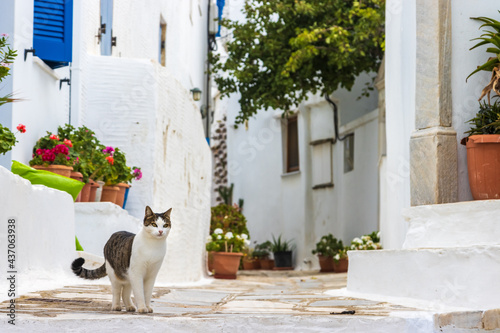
[190, 88, 202, 101]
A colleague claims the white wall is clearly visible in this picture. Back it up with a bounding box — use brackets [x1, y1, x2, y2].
[381, 0, 416, 249]
[0, 166, 76, 299]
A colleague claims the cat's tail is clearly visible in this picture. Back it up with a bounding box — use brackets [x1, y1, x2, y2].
[71, 257, 107, 280]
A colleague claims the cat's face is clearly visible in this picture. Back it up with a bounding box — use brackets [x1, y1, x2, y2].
[144, 206, 172, 239]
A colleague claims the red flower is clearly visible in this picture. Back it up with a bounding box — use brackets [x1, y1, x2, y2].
[106, 156, 114, 165]
[63, 139, 73, 147]
[49, 134, 59, 140]
[16, 124, 26, 133]
[36, 148, 44, 155]
[54, 144, 69, 155]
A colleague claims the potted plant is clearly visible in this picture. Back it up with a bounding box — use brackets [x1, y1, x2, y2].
[206, 228, 249, 279]
[311, 234, 346, 273]
[242, 247, 259, 270]
[29, 132, 76, 177]
[463, 14, 500, 199]
[253, 241, 274, 270]
[270, 234, 294, 270]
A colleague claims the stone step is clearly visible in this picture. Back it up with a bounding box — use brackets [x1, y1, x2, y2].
[402, 200, 500, 249]
[346, 245, 500, 310]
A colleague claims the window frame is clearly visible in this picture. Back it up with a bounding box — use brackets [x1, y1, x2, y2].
[286, 116, 300, 173]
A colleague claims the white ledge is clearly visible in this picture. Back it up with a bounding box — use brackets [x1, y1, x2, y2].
[33, 56, 61, 80]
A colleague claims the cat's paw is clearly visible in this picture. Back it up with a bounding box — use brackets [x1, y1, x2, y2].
[137, 307, 149, 314]
[126, 305, 136, 312]
[111, 305, 122, 311]
[147, 306, 153, 313]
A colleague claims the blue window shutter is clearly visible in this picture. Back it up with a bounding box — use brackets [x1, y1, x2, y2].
[216, 0, 225, 37]
[33, 0, 73, 67]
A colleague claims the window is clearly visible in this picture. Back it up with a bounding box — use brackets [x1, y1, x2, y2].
[159, 20, 166, 66]
[33, 0, 73, 68]
[100, 0, 113, 56]
[344, 134, 354, 173]
[311, 139, 333, 189]
[286, 117, 299, 172]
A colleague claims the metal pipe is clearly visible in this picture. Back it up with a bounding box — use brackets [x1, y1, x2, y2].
[325, 94, 353, 143]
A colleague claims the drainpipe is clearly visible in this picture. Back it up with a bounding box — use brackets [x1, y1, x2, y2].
[325, 94, 353, 143]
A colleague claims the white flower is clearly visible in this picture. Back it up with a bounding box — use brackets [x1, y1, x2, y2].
[361, 235, 370, 242]
[206, 236, 212, 242]
[322, 239, 327, 243]
[334, 254, 340, 260]
[377, 231, 381, 238]
[217, 235, 222, 240]
[326, 246, 330, 250]
[214, 228, 223, 234]
[225, 232, 233, 239]
[241, 234, 248, 240]
[244, 239, 251, 246]
[352, 237, 362, 244]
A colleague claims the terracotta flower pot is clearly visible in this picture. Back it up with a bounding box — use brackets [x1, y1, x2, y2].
[259, 258, 275, 270]
[115, 182, 131, 207]
[333, 258, 349, 273]
[212, 252, 243, 279]
[242, 259, 259, 270]
[32, 165, 73, 178]
[70, 171, 84, 202]
[79, 182, 92, 202]
[100, 185, 120, 203]
[89, 179, 100, 202]
[318, 255, 335, 273]
[207, 251, 215, 274]
[466, 134, 500, 199]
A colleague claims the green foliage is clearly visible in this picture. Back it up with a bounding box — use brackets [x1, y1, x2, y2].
[218, 183, 234, 205]
[252, 240, 272, 258]
[210, 204, 249, 236]
[0, 124, 17, 155]
[465, 100, 500, 136]
[467, 12, 500, 81]
[311, 233, 345, 258]
[29, 132, 75, 167]
[270, 234, 294, 253]
[210, 0, 385, 125]
[0, 34, 18, 106]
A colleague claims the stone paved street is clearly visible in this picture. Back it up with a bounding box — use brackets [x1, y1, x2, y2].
[0, 270, 451, 332]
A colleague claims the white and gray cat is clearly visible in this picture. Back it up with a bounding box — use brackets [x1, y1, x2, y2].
[71, 206, 172, 313]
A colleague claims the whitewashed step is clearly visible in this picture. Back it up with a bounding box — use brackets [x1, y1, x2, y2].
[402, 200, 500, 249]
[347, 245, 500, 310]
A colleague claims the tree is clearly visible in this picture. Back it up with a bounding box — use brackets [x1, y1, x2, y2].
[210, 0, 385, 125]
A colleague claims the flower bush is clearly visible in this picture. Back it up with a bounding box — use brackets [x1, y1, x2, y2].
[210, 204, 249, 236]
[29, 131, 75, 166]
[206, 228, 250, 253]
[0, 123, 26, 155]
[349, 231, 382, 251]
[311, 233, 346, 259]
[252, 240, 272, 259]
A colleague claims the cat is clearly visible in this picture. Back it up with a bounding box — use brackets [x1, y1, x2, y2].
[71, 206, 172, 313]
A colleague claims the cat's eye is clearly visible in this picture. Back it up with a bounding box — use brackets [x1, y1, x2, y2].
[151, 223, 157, 227]
[163, 224, 169, 228]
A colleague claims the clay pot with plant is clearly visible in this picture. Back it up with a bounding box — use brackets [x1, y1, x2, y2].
[29, 132, 76, 177]
[462, 14, 500, 199]
[206, 229, 249, 279]
[312, 234, 347, 273]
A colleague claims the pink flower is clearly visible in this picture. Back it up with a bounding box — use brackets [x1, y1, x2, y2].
[102, 146, 115, 155]
[36, 148, 44, 155]
[42, 152, 55, 162]
[1, 33, 9, 37]
[66, 156, 70, 160]
[54, 144, 69, 155]
[16, 124, 26, 133]
[133, 168, 142, 181]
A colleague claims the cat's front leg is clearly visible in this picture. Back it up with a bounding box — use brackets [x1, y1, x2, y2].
[144, 276, 156, 313]
[129, 273, 148, 313]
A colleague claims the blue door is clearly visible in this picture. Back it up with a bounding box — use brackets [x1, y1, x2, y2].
[100, 0, 113, 56]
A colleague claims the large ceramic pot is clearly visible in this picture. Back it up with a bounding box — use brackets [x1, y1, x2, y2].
[466, 134, 500, 199]
[115, 183, 131, 207]
[317, 254, 335, 273]
[333, 258, 349, 273]
[100, 185, 120, 203]
[212, 252, 243, 279]
[32, 165, 73, 178]
[273, 251, 293, 270]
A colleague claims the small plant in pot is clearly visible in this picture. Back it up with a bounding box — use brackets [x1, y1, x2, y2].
[463, 13, 500, 199]
[206, 228, 249, 279]
[311, 234, 346, 273]
[270, 235, 294, 270]
[253, 240, 274, 270]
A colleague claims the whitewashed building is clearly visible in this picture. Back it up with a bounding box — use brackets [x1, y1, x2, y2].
[211, 0, 382, 270]
[0, 0, 213, 284]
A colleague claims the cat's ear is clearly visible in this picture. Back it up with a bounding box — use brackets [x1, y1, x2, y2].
[145, 206, 154, 218]
[162, 208, 172, 220]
